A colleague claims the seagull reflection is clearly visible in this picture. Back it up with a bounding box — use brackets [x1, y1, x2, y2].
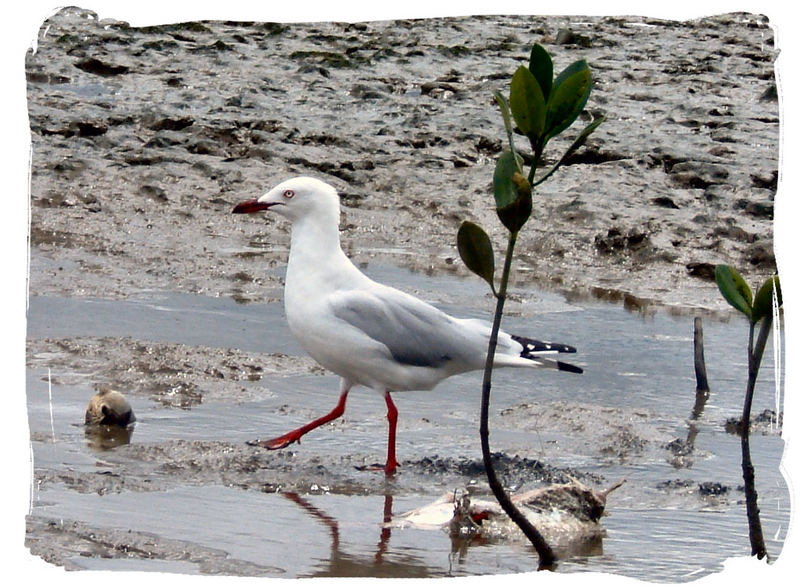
[280, 491, 435, 577]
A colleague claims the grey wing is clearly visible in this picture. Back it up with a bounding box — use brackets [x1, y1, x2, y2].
[328, 288, 477, 368]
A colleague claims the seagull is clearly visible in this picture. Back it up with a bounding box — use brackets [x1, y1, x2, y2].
[232, 177, 582, 474]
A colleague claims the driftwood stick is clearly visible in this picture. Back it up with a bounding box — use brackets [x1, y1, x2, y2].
[694, 317, 710, 393]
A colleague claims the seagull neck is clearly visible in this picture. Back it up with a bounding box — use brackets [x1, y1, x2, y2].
[287, 213, 351, 277]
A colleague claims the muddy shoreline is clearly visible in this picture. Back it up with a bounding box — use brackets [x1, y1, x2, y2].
[25, 8, 785, 577]
[26, 8, 778, 313]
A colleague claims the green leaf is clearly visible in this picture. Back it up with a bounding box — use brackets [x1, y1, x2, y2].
[493, 150, 523, 209]
[528, 44, 553, 100]
[493, 90, 521, 165]
[545, 60, 592, 140]
[752, 275, 781, 323]
[457, 221, 496, 293]
[494, 90, 514, 135]
[493, 151, 531, 233]
[715, 264, 753, 319]
[509, 65, 546, 141]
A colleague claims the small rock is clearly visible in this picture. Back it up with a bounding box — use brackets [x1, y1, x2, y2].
[85, 387, 135, 427]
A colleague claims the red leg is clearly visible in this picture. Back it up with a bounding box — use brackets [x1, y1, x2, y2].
[250, 383, 349, 450]
[356, 390, 400, 475]
[384, 391, 399, 475]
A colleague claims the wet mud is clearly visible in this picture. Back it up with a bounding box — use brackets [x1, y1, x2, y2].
[26, 8, 778, 310]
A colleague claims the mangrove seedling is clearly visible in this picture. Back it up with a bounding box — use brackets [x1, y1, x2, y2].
[714, 264, 782, 560]
[457, 43, 604, 568]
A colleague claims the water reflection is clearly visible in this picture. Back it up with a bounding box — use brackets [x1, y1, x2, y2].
[84, 424, 135, 451]
[281, 486, 613, 576]
[281, 492, 435, 577]
[666, 382, 711, 469]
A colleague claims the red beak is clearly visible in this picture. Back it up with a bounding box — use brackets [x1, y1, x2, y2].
[232, 199, 278, 214]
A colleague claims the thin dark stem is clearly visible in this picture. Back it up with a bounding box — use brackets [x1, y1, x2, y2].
[531, 146, 574, 187]
[479, 231, 556, 569]
[694, 317, 710, 393]
[527, 144, 543, 186]
[741, 317, 771, 560]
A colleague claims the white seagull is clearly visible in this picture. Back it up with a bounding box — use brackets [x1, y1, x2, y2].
[232, 177, 582, 474]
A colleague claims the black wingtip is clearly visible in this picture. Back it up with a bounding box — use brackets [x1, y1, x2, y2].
[557, 361, 584, 374]
[511, 334, 578, 356]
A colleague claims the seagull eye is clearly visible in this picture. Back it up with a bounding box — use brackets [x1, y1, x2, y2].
[283, 189, 295, 199]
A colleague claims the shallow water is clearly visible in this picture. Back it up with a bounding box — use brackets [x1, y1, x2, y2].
[26, 264, 788, 580]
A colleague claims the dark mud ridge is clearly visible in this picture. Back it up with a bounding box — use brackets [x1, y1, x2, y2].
[31, 438, 603, 498]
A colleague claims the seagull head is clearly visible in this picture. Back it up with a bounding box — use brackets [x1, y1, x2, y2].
[232, 176, 340, 224]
